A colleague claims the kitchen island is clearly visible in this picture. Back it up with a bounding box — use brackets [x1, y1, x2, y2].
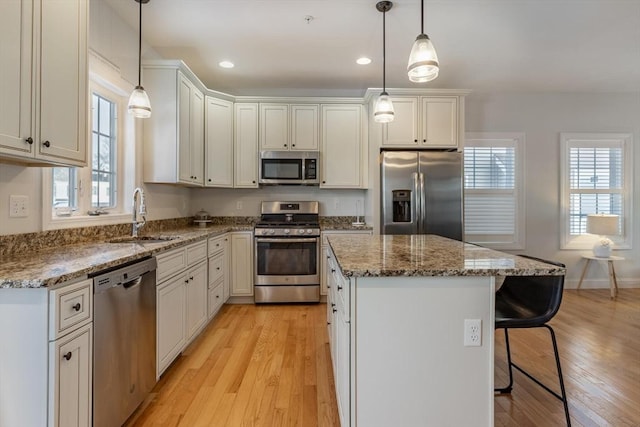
[325, 234, 564, 427]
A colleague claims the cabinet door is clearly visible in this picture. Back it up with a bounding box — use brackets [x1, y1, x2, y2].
[38, 0, 87, 166]
[260, 104, 289, 150]
[178, 75, 192, 183]
[185, 261, 208, 342]
[205, 97, 234, 187]
[157, 275, 186, 375]
[0, 0, 33, 158]
[382, 97, 419, 146]
[321, 104, 365, 188]
[420, 97, 458, 148]
[290, 104, 319, 150]
[336, 310, 350, 427]
[190, 87, 205, 185]
[230, 232, 254, 296]
[49, 323, 92, 427]
[208, 282, 224, 319]
[234, 103, 259, 188]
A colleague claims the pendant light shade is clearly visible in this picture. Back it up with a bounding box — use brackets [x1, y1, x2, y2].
[407, 0, 439, 83]
[374, 1, 394, 124]
[128, 0, 151, 118]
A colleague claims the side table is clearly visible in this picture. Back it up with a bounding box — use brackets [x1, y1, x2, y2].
[577, 255, 624, 299]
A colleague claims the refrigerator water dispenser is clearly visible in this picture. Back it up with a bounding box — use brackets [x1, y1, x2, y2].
[392, 190, 411, 222]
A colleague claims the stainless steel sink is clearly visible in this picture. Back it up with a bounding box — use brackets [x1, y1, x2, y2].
[107, 236, 178, 244]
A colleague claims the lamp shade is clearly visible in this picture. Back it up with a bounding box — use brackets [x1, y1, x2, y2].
[374, 92, 394, 123]
[586, 214, 619, 236]
[407, 34, 439, 83]
[128, 86, 152, 118]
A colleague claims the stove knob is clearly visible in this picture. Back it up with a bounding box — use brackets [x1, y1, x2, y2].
[269, 229, 275, 235]
[284, 229, 290, 234]
[298, 229, 305, 234]
[306, 229, 313, 234]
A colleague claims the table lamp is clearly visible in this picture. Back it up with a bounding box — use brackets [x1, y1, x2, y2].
[586, 214, 619, 257]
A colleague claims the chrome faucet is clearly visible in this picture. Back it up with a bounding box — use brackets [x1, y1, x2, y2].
[132, 187, 147, 237]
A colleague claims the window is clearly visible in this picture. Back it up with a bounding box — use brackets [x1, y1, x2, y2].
[43, 50, 135, 230]
[463, 132, 525, 249]
[560, 133, 632, 250]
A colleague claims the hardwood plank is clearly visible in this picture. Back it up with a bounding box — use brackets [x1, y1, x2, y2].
[128, 289, 639, 427]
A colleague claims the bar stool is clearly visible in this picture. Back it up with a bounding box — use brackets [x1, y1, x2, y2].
[495, 255, 571, 426]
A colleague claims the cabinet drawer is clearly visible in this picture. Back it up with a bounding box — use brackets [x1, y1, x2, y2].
[49, 279, 92, 340]
[208, 234, 228, 257]
[208, 282, 224, 319]
[208, 254, 225, 286]
[187, 240, 208, 266]
[157, 247, 187, 283]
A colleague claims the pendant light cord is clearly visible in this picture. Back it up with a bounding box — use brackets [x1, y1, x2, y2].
[137, 0, 142, 86]
[382, 8, 386, 92]
[421, 0, 424, 34]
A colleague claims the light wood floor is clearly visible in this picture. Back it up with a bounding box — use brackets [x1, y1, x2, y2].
[128, 289, 640, 426]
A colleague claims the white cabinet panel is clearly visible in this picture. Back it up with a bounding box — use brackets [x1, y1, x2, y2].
[260, 103, 289, 150]
[230, 231, 254, 296]
[234, 103, 259, 188]
[185, 261, 208, 341]
[205, 97, 234, 187]
[382, 97, 419, 146]
[320, 104, 366, 189]
[421, 97, 458, 148]
[291, 104, 319, 150]
[157, 275, 186, 375]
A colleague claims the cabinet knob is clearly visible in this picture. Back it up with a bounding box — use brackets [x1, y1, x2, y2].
[216, 295, 220, 299]
[337, 285, 343, 291]
[216, 267, 221, 270]
[327, 321, 331, 325]
[72, 303, 81, 311]
[208, 178, 212, 182]
[414, 139, 418, 143]
[185, 279, 189, 284]
[43, 140, 51, 148]
[423, 139, 426, 143]
[332, 308, 337, 313]
[63, 352, 72, 361]
[189, 276, 194, 280]
[322, 180, 326, 184]
[252, 180, 256, 184]
[327, 285, 331, 289]
[284, 144, 287, 147]
[25, 137, 33, 145]
[292, 144, 296, 147]
[331, 268, 336, 273]
[331, 303, 336, 307]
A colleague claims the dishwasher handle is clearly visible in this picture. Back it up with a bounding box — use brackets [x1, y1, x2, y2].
[123, 276, 143, 290]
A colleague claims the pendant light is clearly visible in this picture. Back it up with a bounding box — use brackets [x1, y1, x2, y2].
[374, 1, 394, 124]
[407, 0, 439, 83]
[128, 0, 152, 118]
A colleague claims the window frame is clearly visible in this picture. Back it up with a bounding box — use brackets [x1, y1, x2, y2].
[560, 132, 633, 250]
[463, 132, 526, 250]
[42, 50, 135, 230]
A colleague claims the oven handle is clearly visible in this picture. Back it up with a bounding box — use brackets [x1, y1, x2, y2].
[255, 237, 319, 244]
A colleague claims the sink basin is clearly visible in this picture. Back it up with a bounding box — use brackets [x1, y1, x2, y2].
[107, 236, 178, 244]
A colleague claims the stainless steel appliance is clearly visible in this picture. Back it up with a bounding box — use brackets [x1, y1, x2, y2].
[380, 150, 463, 240]
[254, 201, 320, 303]
[92, 256, 157, 427]
[259, 151, 319, 185]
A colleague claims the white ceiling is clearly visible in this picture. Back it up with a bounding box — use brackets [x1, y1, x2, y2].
[103, 0, 640, 97]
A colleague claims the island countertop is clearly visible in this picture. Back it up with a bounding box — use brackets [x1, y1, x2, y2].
[327, 234, 565, 277]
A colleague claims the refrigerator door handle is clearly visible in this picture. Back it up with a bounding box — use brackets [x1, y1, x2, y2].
[412, 172, 420, 232]
[419, 172, 426, 234]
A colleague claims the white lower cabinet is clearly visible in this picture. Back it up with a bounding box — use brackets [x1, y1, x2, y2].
[230, 231, 254, 296]
[208, 233, 229, 317]
[156, 240, 208, 376]
[0, 278, 93, 427]
[49, 323, 92, 427]
[208, 282, 224, 319]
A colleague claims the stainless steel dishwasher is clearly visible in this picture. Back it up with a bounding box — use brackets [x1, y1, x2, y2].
[92, 256, 157, 427]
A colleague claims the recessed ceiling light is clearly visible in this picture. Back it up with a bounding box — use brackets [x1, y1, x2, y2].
[219, 61, 234, 68]
[356, 57, 372, 65]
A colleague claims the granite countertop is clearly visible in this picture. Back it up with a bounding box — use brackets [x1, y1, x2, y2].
[328, 234, 566, 277]
[0, 225, 253, 289]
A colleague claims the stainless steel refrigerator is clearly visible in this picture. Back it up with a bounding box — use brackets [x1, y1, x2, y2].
[380, 150, 463, 240]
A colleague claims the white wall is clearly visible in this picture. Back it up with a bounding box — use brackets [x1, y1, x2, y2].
[464, 91, 640, 288]
[191, 187, 366, 218]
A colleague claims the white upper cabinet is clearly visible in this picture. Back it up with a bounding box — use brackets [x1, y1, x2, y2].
[234, 103, 259, 188]
[381, 94, 464, 149]
[143, 65, 205, 186]
[0, 0, 88, 166]
[260, 103, 319, 151]
[290, 104, 319, 151]
[260, 104, 289, 150]
[205, 96, 234, 187]
[320, 104, 367, 189]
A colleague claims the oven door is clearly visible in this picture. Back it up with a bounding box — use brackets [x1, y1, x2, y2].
[254, 237, 319, 285]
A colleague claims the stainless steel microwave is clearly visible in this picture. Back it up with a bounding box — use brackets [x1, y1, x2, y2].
[259, 151, 319, 185]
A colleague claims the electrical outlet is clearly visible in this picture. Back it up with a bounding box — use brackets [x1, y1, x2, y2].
[236, 201, 243, 210]
[9, 195, 29, 218]
[464, 319, 482, 347]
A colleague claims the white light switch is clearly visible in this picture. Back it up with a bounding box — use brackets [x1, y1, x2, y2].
[9, 195, 29, 218]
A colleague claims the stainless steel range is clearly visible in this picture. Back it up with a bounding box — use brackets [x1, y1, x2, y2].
[254, 201, 320, 303]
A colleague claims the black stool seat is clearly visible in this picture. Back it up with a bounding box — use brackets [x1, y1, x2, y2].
[495, 255, 571, 426]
